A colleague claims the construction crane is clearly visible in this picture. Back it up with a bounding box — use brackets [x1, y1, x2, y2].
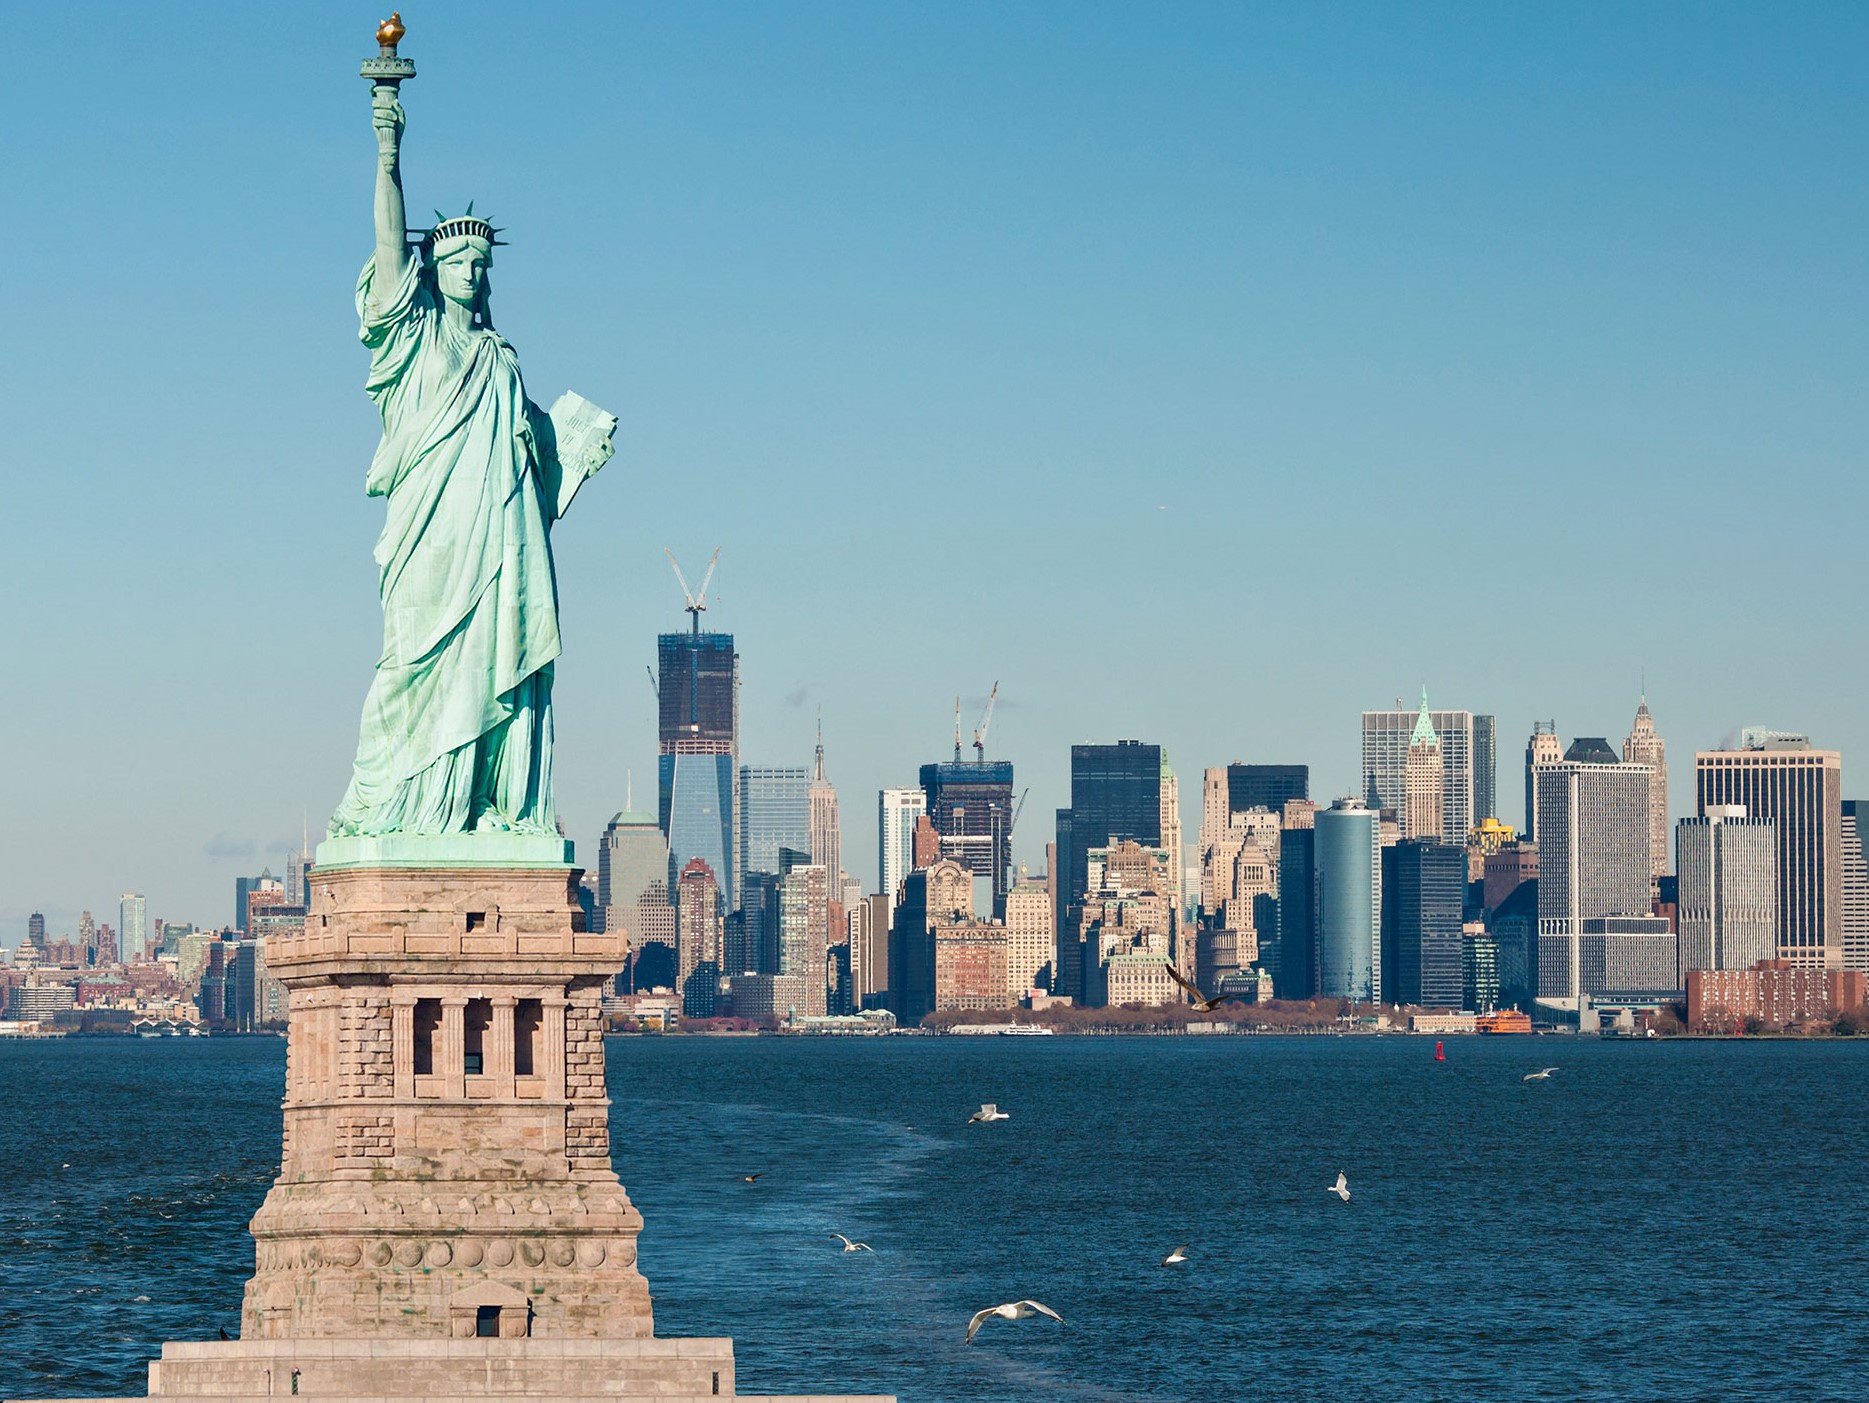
[1008, 786, 1030, 834]
[664, 547, 721, 636]
[971, 681, 999, 762]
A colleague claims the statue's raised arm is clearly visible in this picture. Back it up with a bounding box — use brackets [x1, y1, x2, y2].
[372, 88, 409, 286]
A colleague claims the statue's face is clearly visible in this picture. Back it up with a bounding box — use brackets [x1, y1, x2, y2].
[434, 240, 491, 308]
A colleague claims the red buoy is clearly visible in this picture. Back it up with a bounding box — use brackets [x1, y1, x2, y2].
[1434, 1039, 1445, 1062]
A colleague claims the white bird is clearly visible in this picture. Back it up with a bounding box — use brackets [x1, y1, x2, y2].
[967, 1103, 1010, 1124]
[830, 1233, 873, 1253]
[965, 1299, 1064, 1343]
[1522, 1066, 1560, 1082]
[1162, 1244, 1191, 1266]
[1326, 1172, 1350, 1202]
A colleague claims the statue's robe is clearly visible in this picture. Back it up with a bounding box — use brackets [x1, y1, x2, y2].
[330, 254, 569, 837]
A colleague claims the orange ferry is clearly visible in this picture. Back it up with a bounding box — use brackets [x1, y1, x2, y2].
[1475, 1009, 1533, 1034]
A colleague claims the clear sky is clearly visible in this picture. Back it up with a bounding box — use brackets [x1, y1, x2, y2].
[4, 2, 1864, 937]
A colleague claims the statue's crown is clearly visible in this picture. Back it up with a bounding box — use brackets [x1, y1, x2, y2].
[425, 205, 504, 249]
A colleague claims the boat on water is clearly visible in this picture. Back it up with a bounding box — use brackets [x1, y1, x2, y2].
[999, 1023, 1055, 1036]
[1475, 1009, 1533, 1034]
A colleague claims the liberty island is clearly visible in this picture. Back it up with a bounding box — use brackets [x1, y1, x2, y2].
[2, 17, 889, 1403]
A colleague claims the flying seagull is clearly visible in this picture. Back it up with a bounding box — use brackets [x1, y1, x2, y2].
[1164, 962, 1246, 1014]
[737, 1172, 763, 1183]
[1522, 1067, 1560, 1082]
[965, 1299, 1065, 1343]
[1162, 1244, 1191, 1266]
[1326, 1172, 1350, 1202]
[831, 1234, 873, 1253]
[967, 1104, 1010, 1124]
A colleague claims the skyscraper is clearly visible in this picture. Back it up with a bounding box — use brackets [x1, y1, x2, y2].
[1535, 755, 1653, 999]
[1696, 732, 1843, 967]
[919, 759, 1015, 910]
[1472, 715, 1498, 823]
[1004, 879, 1055, 997]
[1059, 741, 1165, 906]
[1055, 741, 1166, 999]
[658, 627, 738, 908]
[878, 786, 927, 915]
[1362, 700, 1474, 842]
[118, 893, 148, 966]
[739, 766, 810, 886]
[286, 847, 313, 909]
[889, 858, 972, 1024]
[1524, 721, 1560, 840]
[807, 720, 841, 900]
[1225, 764, 1309, 816]
[1676, 806, 1777, 978]
[597, 810, 669, 940]
[777, 862, 829, 1017]
[1158, 763, 1183, 908]
[1276, 811, 1318, 998]
[1384, 840, 1466, 1007]
[1402, 691, 1444, 841]
[1316, 799, 1380, 1001]
[675, 858, 722, 1016]
[1622, 697, 1669, 883]
[1840, 800, 1869, 974]
[233, 871, 274, 935]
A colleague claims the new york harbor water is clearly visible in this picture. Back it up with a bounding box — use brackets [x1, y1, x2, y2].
[4, 1035, 1864, 1403]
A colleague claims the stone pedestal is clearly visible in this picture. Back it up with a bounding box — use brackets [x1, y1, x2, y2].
[242, 864, 649, 1341]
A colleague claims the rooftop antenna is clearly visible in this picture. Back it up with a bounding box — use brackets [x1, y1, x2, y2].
[953, 696, 962, 762]
[626, 769, 633, 812]
[664, 547, 722, 637]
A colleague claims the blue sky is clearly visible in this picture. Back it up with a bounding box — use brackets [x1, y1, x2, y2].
[3, 2, 1864, 936]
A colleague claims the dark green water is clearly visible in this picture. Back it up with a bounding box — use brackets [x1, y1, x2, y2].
[3, 1035, 1865, 1401]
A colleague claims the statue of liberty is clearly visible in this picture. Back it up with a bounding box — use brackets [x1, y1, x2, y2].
[329, 26, 614, 846]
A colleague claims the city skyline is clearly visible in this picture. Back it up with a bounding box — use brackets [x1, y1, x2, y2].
[6, 2, 1867, 931]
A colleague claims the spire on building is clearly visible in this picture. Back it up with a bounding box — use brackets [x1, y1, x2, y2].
[1410, 686, 1439, 749]
[814, 708, 826, 783]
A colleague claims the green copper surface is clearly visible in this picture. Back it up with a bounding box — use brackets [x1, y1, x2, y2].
[1410, 686, 1438, 747]
[327, 75, 614, 862]
[315, 832, 574, 870]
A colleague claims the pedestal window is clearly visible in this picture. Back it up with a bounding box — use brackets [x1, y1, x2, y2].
[514, 998, 543, 1076]
[463, 998, 492, 1077]
[412, 998, 442, 1076]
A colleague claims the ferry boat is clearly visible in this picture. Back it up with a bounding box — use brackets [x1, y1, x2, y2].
[999, 1023, 1055, 1036]
[1475, 1009, 1533, 1034]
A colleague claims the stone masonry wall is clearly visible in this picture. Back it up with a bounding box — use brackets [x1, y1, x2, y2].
[340, 990, 393, 1099]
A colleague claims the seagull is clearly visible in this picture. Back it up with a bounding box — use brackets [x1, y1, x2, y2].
[1522, 1067, 1560, 1082]
[1326, 1172, 1350, 1202]
[736, 1172, 763, 1183]
[830, 1234, 874, 1253]
[967, 1104, 1010, 1124]
[965, 1299, 1065, 1343]
[1162, 1244, 1191, 1266]
[1164, 963, 1246, 1014]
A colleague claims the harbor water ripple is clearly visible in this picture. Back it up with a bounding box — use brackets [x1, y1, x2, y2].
[3, 1035, 1867, 1401]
